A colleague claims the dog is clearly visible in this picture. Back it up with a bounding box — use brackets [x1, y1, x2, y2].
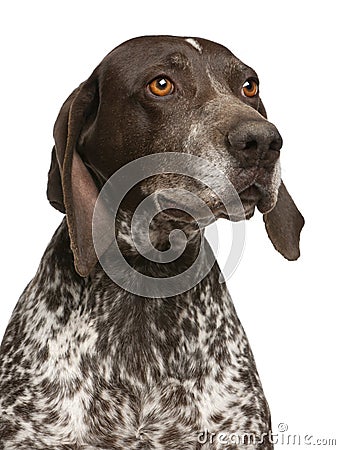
[0, 36, 304, 449]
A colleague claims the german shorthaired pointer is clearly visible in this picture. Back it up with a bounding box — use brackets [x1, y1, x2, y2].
[0, 36, 304, 449]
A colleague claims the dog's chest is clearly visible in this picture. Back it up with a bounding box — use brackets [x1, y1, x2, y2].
[0, 227, 270, 448]
[29, 282, 267, 447]
[2, 285, 267, 448]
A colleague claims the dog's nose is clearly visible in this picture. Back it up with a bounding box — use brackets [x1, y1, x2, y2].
[226, 121, 282, 168]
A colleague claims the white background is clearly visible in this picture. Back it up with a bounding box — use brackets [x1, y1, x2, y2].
[0, 0, 339, 447]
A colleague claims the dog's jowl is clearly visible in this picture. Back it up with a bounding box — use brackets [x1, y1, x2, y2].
[0, 36, 304, 449]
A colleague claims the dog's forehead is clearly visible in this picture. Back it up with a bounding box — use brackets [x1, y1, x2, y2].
[103, 35, 242, 72]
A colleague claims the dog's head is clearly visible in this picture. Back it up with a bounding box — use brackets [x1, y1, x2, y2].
[47, 36, 304, 276]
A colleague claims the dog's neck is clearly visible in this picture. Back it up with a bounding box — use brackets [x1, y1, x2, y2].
[43, 216, 218, 303]
[47, 210, 216, 292]
[116, 208, 201, 252]
[94, 208, 219, 298]
[112, 208, 208, 277]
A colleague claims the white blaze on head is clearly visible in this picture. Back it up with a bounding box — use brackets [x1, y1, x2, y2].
[185, 38, 203, 54]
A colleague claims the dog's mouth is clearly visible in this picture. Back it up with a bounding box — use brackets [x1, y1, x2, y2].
[211, 184, 273, 221]
[155, 184, 274, 225]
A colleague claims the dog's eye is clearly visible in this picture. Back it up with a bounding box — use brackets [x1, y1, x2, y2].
[148, 77, 174, 97]
[242, 79, 259, 98]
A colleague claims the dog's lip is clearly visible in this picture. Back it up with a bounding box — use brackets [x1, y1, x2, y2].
[212, 204, 256, 222]
[212, 185, 261, 215]
[238, 185, 262, 203]
[156, 184, 264, 223]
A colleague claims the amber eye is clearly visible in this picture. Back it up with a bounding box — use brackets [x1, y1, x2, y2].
[242, 79, 259, 98]
[148, 77, 174, 96]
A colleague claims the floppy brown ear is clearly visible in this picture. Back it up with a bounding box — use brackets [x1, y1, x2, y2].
[263, 181, 304, 260]
[47, 78, 100, 276]
[47, 146, 65, 213]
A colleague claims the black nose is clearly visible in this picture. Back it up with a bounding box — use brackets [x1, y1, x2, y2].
[226, 120, 283, 168]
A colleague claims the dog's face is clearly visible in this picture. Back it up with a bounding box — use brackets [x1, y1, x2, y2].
[47, 36, 304, 276]
[77, 37, 281, 219]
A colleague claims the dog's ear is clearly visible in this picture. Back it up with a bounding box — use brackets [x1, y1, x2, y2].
[256, 100, 304, 259]
[47, 77, 100, 276]
[47, 146, 65, 213]
[263, 181, 304, 260]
